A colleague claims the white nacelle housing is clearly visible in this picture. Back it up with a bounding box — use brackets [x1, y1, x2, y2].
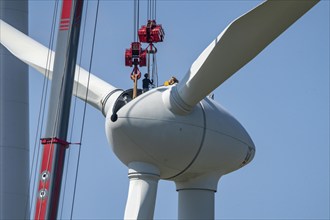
[105, 86, 255, 187]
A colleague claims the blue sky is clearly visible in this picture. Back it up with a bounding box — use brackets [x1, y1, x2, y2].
[27, 1, 329, 219]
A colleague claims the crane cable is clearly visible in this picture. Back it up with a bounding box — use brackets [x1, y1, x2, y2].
[69, 0, 100, 218]
[147, 0, 156, 20]
[25, 0, 98, 218]
[59, 0, 89, 219]
[34, 0, 87, 215]
[26, 0, 60, 218]
[133, 0, 140, 42]
[34, 0, 83, 215]
[41, 0, 98, 218]
[147, 0, 158, 86]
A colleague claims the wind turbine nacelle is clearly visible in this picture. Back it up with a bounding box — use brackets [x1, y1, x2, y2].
[105, 86, 255, 184]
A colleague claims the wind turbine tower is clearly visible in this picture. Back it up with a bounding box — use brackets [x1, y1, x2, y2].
[0, 0, 29, 219]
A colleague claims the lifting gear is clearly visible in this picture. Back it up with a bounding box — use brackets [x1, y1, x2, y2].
[138, 20, 164, 44]
[125, 42, 145, 99]
[125, 42, 146, 67]
[138, 20, 164, 88]
[124, 0, 164, 98]
[131, 68, 139, 99]
[145, 43, 157, 87]
[130, 66, 141, 81]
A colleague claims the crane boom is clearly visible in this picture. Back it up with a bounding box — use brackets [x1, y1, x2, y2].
[34, 0, 84, 219]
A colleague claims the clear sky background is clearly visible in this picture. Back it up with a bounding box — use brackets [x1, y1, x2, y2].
[27, 0, 329, 219]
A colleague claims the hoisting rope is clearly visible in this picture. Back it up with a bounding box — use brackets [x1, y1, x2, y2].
[132, 0, 141, 98]
[145, 0, 160, 87]
[126, 0, 163, 96]
[28, 0, 98, 219]
[27, 1, 60, 218]
[133, 0, 140, 42]
[41, 1, 98, 219]
[69, 0, 100, 219]
[34, 0, 82, 215]
[33, 0, 73, 216]
[59, 0, 89, 218]
[147, 0, 157, 21]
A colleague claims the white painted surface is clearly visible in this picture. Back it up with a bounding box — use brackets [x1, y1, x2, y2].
[178, 189, 215, 220]
[175, 0, 319, 113]
[124, 162, 160, 219]
[0, 19, 122, 112]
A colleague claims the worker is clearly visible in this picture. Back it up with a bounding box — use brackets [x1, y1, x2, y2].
[142, 73, 153, 93]
[164, 76, 179, 86]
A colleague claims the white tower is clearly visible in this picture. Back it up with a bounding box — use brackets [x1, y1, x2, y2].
[0, 0, 29, 219]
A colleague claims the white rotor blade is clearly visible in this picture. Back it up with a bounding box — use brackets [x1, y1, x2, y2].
[174, 0, 319, 113]
[0, 19, 120, 113]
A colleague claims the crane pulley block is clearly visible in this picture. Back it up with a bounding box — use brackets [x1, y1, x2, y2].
[138, 20, 165, 43]
[125, 42, 147, 67]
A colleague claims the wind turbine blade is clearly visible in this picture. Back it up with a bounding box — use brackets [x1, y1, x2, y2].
[172, 0, 319, 114]
[0, 19, 121, 114]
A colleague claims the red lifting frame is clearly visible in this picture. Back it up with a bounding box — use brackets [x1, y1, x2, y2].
[125, 42, 147, 67]
[138, 20, 165, 43]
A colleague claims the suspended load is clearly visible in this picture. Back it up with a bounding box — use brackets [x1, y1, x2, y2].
[125, 42, 147, 67]
[124, 1, 165, 99]
[138, 20, 165, 43]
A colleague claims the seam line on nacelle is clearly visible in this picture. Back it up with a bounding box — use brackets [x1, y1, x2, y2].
[165, 102, 207, 180]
